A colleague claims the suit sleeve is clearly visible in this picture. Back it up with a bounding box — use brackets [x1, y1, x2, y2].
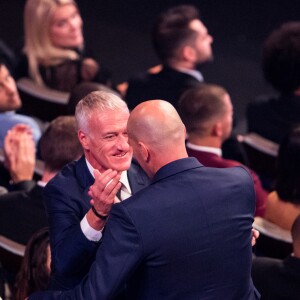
[29, 203, 143, 299]
[44, 181, 98, 278]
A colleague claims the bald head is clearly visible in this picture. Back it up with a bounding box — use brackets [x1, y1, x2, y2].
[128, 100, 187, 177]
[128, 100, 185, 146]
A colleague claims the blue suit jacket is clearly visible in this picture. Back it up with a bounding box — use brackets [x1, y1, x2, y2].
[32, 157, 259, 299]
[44, 155, 150, 290]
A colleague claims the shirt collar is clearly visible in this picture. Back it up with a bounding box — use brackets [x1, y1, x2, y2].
[85, 158, 131, 193]
[176, 68, 204, 82]
[186, 142, 222, 157]
[37, 181, 47, 187]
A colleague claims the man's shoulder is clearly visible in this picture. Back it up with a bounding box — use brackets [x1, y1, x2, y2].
[0, 111, 36, 126]
[45, 158, 86, 192]
[190, 149, 241, 168]
[0, 184, 42, 215]
[127, 67, 198, 89]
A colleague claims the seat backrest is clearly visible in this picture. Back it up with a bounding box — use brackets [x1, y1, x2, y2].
[240, 133, 279, 190]
[253, 217, 293, 259]
[17, 77, 70, 122]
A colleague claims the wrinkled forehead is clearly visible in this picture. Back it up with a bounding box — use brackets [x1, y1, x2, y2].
[88, 108, 130, 128]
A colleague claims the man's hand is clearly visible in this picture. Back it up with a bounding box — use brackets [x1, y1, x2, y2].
[4, 124, 35, 183]
[251, 228, 260, 247]
[86, 169, 121, 230]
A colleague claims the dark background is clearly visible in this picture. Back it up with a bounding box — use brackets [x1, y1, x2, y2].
[0, 0, 299, 129]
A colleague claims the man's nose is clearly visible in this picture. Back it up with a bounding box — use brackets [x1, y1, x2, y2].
[3, 81, 15, 95]
[116, 136, 129, 150]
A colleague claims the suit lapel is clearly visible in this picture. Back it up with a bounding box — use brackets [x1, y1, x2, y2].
[127, 159, 150, 193]
[75, 156, 95, 204]
[75, 156, 150, 197]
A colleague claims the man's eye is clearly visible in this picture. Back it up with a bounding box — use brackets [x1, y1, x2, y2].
[105, 135, 115, 140]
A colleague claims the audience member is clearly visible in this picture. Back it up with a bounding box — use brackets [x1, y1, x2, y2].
[252, 214, 300, 299]
[14, 0, 111, 92]
[124, 4, 246, 164]
[125, 5, 213, 110]
[30, 100, 259, 299]
[0, 116, 83, 245]
[67, 81, 119, 115]
[14, 227, 51, 300]
[43, 91, 149, 290]
[247, 22, 300, 144]
[0, 61, 41, 148]
[264, 125, 300, 230]
[2, 124, 36, 191]
[178, 83, 267, 217]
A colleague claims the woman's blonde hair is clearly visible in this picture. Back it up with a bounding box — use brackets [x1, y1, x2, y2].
[24, 0, 81, 85]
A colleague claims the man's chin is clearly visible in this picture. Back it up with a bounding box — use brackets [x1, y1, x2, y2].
[9, 101, 22, 111]
[110, 160, 132, 172]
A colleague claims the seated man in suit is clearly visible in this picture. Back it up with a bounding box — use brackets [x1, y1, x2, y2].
[125, 5, 213, 110]
[0, 61, 41, 148]
[252, 214, 300, 299]
[30, 100, 259, 300]
[178, 83, 267, 217]
[0, 116, 83, 245]
[43, 91, 149, 290]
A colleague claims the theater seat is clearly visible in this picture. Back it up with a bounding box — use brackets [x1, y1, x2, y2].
[17, 77, 69, 122]
[253, 217, 293, 259]
[240, 133, 279, 190]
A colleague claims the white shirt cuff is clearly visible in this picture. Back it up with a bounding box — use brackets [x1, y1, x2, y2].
[80, 214, 103, 242]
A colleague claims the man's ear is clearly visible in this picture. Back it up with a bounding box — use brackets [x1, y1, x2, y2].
[182, 45, 196, 62]
[139, 142, 150, 162]
[212, 122, 223, 137]
[78, 130, 89, 150]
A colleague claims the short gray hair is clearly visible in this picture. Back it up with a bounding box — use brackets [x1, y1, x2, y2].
[75, 91, 129, 132]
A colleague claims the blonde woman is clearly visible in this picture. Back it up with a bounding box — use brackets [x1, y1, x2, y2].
[15, 0, 110, 92]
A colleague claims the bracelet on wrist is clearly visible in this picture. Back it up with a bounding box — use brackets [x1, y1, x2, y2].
[91, 205, 108, 220]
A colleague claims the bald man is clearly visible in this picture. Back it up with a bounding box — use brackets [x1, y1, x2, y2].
[30, 100, 259, 299]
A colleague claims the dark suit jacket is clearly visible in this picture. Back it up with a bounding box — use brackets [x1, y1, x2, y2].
[125, 66, 201, 110]
[31, 157, 259, 300]
[247, 94, 300, 144]
[0, 184, 47, 245]
[44, 155, 149, 290]
[187, 147, 267, 217]
[252, 255, 300, 300]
